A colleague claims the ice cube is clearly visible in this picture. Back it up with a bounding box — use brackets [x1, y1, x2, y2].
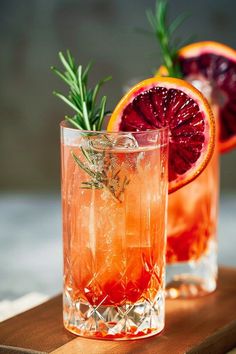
[87, 133, 139, 151]
[110, 133, 139, 149]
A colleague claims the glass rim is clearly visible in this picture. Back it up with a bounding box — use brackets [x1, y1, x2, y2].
[60, 120, 169, 135]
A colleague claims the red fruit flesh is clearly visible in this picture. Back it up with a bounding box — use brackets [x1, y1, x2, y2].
[179, 53, 236, 148]
[120, 87, 206, 182]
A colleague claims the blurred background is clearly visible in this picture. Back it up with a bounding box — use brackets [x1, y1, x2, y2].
[0, 0, 236, 305]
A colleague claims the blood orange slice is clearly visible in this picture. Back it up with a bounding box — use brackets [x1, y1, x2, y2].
[108, 77, 215, 193]
[178, 41, 236, 153]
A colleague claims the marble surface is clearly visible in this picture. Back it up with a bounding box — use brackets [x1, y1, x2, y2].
[0, 193, 235, 301]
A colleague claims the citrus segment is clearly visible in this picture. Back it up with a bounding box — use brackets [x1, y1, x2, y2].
[178, 41, 236, 153]
[108, 77, 215, 193]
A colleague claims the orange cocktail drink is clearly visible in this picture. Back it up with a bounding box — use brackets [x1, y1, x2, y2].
[168, 151, 218, 263]
[166, 80, 219, 298]
[61, 125, 168, 339]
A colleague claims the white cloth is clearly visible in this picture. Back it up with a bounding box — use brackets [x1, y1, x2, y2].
[0, 292, 48, 322]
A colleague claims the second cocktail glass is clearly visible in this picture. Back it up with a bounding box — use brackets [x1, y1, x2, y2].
[61, 124, 169, 339]
[166, 79, 219, 298]
[122, 78, 218, 299]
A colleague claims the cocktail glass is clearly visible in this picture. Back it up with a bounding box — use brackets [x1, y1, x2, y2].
[166, 79, 219, 298]
[61, 123, 169, 339]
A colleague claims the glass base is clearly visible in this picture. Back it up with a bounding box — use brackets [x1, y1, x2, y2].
[166, 239, 217, 299]
[63, 291, 165, 340]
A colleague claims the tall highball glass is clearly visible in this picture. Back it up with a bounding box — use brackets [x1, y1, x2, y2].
[61, 124, 169, 339]
[166, 79, 219, 298]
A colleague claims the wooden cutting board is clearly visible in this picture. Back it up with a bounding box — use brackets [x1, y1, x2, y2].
[0, 267, 236, 354]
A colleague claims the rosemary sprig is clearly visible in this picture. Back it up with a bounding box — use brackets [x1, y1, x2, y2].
[71, 144, 130, 203]
[51, 50, 111, 130]
[52, 51, 130, 202]
[147, 0, 192, 78]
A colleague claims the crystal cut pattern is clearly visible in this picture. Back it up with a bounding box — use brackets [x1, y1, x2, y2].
[64, 287, 165, 340]
[61, 129, 168, 339]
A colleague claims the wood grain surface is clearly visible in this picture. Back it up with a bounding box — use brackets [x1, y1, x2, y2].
[0, 267, 236, 354]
